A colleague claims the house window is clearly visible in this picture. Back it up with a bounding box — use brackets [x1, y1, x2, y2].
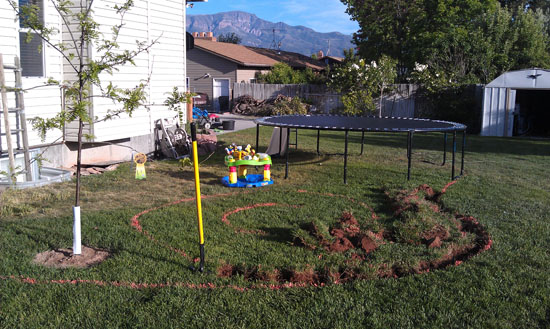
[18, 0, 45, 77]
[249, 78, 257, 83]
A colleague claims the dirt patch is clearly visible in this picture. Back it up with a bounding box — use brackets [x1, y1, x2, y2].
[217, 184, 492, 286]
[421, 224, 450, 248]
[33, 246, 110, 269]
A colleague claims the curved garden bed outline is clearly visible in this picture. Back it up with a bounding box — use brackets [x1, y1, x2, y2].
[1, 181, 492, 290]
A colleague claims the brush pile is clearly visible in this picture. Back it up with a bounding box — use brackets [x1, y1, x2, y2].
[232, 94, 309, 116]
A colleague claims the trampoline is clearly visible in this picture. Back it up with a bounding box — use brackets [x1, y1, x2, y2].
[254, 114, 466, 183]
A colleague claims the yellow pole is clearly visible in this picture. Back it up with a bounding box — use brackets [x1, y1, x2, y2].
[190, 123, 205, 272]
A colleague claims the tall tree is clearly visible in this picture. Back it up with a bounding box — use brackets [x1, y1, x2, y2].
[342, 0, 550, 83]
[341, 0, 423, 73]
[498, 0, 550, 12]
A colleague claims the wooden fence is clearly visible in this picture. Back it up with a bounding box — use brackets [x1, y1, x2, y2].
[233, 83, 445, 118]
[233, 83, 342, 114]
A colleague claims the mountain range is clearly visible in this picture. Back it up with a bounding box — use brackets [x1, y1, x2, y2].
[186, 11, 354, 57]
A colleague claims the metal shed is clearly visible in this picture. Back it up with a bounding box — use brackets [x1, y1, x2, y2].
[481, 68, 550, 136]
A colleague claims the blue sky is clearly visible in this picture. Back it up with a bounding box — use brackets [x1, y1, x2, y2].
[187, 0, 359, 35]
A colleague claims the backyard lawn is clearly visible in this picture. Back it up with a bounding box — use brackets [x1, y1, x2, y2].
[1, 127, 549, 328]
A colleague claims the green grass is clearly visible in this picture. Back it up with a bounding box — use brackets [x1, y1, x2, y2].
[1, 127, 550, 328]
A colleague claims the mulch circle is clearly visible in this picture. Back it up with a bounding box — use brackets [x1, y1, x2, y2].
[33, 246, 110, 269]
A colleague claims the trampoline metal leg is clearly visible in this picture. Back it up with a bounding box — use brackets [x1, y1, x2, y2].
[344, 130, 348, 184]
[317, 129, 320, 155]
[452, 131, 456, 180]
[278, 126, 282, 156]
[460, 130, 466, 176]
[255, 124, 259, 152]
[360, 131, 365, 155]
[442, 132, 447, 166]
[285, 127, 290, 179]
[407, 131, 414, 180]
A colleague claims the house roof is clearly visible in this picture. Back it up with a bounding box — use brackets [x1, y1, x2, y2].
[247, 47, 326, 71]
[193, 39, 326, 71]
[320, 56, 344, 62]
[194, 39, 278, 67]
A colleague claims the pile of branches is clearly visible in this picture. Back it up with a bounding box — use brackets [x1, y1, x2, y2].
[232, 94, 309, 116]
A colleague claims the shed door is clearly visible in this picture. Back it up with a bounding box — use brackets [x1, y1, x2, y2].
[213, 79, 230, 112]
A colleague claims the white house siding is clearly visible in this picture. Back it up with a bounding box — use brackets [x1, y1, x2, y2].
[146, 0, 185, 129]
[2, 0, 186, 167]
[0, 1, 63, 150]
[60, 0, 95, 142]
[71, 0, 185, 143]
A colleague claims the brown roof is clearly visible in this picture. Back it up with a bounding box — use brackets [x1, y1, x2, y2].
[194, 39, 326, 71]
[194, 39, 277, 67]
[320, 56, 344, 62]
[247, 47, 326, 71]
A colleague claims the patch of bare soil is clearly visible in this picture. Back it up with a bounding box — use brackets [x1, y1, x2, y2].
[33, 246, 110, 269]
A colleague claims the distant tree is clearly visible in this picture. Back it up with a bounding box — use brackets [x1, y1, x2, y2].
[218, 32, 241, 44]
[342, 48, 356, 61]
[256, 63, 326, 84]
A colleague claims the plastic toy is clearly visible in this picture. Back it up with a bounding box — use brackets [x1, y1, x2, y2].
[222, 143, 273, 188]
[192, 107, 220, 129]
[134, 153, 147, 180]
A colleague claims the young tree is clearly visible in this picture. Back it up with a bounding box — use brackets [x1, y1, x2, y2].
[11, 0, 156, 255]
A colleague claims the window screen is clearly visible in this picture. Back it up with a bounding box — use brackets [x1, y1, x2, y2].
[19, 32, 44, 77]
[19, 0, 44, 77]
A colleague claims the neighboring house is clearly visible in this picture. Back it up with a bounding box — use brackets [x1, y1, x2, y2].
[319, 56, 344, 68]
[187, 34, 326, 112]
[0, 0, 188, 169]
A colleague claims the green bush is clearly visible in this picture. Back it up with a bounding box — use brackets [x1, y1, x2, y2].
[272, 96, 308, 115]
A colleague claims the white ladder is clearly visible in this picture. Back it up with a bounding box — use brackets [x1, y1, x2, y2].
[0, 54, 32, 181]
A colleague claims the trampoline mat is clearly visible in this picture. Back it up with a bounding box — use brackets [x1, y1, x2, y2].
[255, 115, 466, 132]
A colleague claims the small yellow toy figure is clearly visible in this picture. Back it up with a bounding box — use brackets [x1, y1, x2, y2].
[134, 153, 147, 180]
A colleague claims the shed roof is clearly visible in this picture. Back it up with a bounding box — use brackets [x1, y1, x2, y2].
[486, 68, 550, 89]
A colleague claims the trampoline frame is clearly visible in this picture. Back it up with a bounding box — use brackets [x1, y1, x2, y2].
[254, 115, 466, 183]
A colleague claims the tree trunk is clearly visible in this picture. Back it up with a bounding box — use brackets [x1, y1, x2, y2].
[75, 118, 83, 206]
[379, 86, 384, 117]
